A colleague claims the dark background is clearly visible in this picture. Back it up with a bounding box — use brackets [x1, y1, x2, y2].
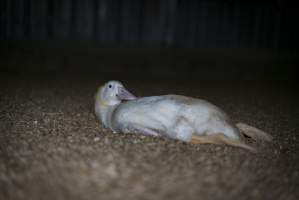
[1, 0, 298, 82]
[1, 1, 299, 200]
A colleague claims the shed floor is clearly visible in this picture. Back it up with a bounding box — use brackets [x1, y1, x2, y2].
[0, 79, 298, 200]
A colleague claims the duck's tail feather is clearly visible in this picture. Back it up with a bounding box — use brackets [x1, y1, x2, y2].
[236, 123, 272, 142]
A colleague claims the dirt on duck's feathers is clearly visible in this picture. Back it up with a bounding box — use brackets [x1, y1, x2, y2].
[0, 80, 298, 200]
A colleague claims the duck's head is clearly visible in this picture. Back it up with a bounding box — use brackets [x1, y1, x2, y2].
[95, 80, 136, 107]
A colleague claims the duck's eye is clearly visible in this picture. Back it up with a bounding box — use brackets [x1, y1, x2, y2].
[108, 84, 112, 88]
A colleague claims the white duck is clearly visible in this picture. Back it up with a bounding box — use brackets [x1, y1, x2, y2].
[95, 80, 272, 152]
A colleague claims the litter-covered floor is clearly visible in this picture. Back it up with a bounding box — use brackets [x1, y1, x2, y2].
[1, 79, 298, 200]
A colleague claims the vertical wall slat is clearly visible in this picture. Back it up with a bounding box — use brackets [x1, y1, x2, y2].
[175, 0, 187, 47]
[93, 0, 99, 40]
[0, 0, 7, 39]
[208, 2, 221, 48]
[143, 0, 161, 44]
[10, 0, 25, 39]
[74, 0, 94, 39]
[97, 0, 121, 44]
[215, 2, 227, 48]
[238, 3, 249, 49]
[52, 0, 71, 39]
[23, 0, 31, 38]
[196, 1, 208, 48]
[5, 0, 11, 39]
[253, 4, 265, 50]
[120, 0, 142, 44]
[30, 0, 48, 39]
[245, 4, 256, 49]
[95, 0, 107, 42]
[46, 0, 54, 39]
[164, 0, 176, 46]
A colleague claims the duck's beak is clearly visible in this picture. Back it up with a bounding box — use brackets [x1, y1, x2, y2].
[117, 86, 136, 100]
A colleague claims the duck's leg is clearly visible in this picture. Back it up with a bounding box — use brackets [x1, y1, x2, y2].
[191, 133, 257, 153]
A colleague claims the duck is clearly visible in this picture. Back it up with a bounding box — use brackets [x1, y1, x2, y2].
[95, 80, 272, 152]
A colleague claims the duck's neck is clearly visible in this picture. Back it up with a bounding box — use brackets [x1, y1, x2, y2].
[95, 100, 119, 131]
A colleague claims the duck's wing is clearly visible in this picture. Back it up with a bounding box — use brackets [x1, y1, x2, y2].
[112, 96, 180, 136]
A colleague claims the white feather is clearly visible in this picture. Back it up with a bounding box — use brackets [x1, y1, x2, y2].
[105, 95, 241, 142]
